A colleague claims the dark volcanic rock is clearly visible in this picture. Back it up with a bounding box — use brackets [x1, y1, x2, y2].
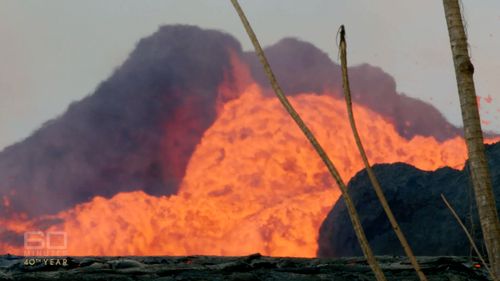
[0, 254, 491, 281]
[318, 142, 500, 257]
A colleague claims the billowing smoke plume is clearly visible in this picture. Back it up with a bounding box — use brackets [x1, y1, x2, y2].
[0, 25, 465, 220]
[244, 38, 463, 140]
[0, 25, 244, 217]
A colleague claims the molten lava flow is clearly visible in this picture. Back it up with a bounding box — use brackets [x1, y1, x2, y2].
[2, 83, 479, 257]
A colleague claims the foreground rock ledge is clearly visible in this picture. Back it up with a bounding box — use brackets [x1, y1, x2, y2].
[0, 254, 491, 281]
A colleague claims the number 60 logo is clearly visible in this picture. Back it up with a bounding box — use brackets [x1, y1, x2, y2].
[24, 231, 67, 255]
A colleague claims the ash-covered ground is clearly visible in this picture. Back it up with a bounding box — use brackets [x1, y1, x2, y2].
[0, 254, 491, 281]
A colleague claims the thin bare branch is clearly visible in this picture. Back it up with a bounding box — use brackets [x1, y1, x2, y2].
[441, 194, 497, 281]
[338, 25, 427, 281]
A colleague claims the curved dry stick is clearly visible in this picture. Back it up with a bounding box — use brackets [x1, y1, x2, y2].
[338, 25, 428, 281]
[230, 1, 386, 280]
[441, 194, 497, 281]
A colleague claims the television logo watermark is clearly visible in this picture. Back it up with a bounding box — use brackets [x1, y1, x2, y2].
[24, 231, 67, 256]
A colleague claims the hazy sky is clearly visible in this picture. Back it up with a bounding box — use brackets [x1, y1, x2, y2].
[1, 0, 499, 150]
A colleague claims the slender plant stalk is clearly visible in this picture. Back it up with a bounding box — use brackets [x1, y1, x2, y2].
[338, 25, 427, 281]
[441, 194, 497, 281]
[230, 1, 386, 280]
[442, 1, 500, 278]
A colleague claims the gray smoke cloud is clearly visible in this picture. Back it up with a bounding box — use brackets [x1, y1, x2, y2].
[0, 25, 243, 218]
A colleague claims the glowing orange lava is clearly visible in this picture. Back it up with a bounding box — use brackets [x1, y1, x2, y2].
[2, 82, 478, 257]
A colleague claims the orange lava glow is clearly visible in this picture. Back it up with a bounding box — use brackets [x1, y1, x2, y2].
[2, 81, 480, 257]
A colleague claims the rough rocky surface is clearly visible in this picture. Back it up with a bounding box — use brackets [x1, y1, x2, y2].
[318, 142, 500, 257]
[0, 254, 492, 281]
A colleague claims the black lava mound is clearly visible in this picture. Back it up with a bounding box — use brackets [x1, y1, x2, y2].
[318, 142, 500, 257]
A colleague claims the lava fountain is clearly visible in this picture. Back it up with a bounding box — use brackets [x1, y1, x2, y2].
[1, 79, 472, 257]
